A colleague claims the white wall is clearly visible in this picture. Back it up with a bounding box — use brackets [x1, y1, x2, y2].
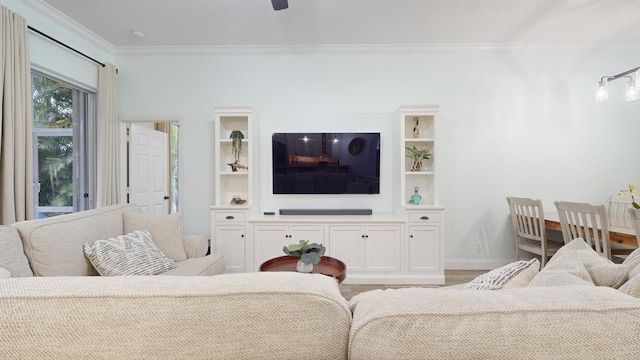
[116, 46, 640, 269]
[4, 0, 640, 268]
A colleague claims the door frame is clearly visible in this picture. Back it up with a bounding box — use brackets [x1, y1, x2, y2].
[119, 116, 184, 213]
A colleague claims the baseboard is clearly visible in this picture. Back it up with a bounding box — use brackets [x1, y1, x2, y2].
[279, 208, 373, 216]
[445, 259, 514, 270]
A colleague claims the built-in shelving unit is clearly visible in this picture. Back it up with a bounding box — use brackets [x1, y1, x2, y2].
[210, 105, 444, 284]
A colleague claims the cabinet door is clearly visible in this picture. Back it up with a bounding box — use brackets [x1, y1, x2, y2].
[365, 225, 402, 272]
[329, 226, 365, 272]
[252, 225, 289, 268]
[288, 225, 325, 247]
[407, 225, 441, 273]
[214, 225, 246, 273]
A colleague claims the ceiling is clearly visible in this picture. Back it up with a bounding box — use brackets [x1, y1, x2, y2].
[38, 0, 640, 48]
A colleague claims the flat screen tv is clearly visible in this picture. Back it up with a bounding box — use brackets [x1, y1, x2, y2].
[272, 132, 380, 194]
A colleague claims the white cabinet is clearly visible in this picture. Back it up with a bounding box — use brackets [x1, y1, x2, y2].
[211, 107, 257, 273]
[329, 225, 401, 273]
[214, 225, 246, 273]
[251, 224, 325, 271]
[211, 210, 248, 273]
[209, 104, 444, 285]
[406, 210, 442, 274]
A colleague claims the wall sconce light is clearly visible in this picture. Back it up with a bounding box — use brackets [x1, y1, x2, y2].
[596, 67, 640, 102]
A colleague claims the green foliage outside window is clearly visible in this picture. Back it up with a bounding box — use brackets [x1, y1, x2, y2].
[32, 75, 74, 208]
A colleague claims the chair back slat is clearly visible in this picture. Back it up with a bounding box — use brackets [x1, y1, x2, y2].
[554, 201, 611, 259]
[607, 195, 635, 233]
[507, 196, 558, 267]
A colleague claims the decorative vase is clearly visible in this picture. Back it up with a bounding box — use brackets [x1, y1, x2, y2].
[412, 117, 420, 138]
[410, 186, 422, 205]
[296, 260, 313, 273]
[410, 159, 422, 171]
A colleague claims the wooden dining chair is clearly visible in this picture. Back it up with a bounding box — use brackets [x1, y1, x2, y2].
[606, 196, 637, 258]
[554, 201, 612, 260]
[607, 195, 636, 234]
[506, 197, 561, 268]
[628, 208, 640, 246]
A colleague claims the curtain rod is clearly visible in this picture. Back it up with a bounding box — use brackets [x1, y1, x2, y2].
[27, 25, 106, 68]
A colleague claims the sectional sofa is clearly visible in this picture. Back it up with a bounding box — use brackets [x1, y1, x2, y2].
[2, 205, 640, 359]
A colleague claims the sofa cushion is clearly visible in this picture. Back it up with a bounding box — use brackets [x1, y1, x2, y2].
[84, 230, 176, 276]
[348, 286, 640, 359]
[0, 273, 351, 359]
[464, 258, 539, 290]
[13, 204, 141, 276]
[623, 247, 640, 279]
[0, 226, 33, 277]
[161, 254, 225, 276]
[620, 274, 640, 298]
[123, 212, 187, 262]
[529, 238, 629, 288]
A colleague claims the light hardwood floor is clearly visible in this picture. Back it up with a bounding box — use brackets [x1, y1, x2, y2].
[339, 270, 487, 300]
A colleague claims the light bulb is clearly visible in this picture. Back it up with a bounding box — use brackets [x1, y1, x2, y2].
[626, 80, 640, 101]
[595, 80, 608, 102]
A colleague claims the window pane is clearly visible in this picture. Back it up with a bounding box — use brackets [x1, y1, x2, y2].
[37, 135, 74, 208]
[32, 75, 73, 129]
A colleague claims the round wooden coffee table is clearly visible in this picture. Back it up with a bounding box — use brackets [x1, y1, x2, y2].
[259, 256, 347, 283]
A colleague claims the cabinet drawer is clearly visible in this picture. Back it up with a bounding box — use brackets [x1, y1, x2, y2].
[214, 212, 246, 222]
[408, 212, 441, 223]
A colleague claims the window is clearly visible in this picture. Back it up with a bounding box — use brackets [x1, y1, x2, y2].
[31, 72, 96, 218]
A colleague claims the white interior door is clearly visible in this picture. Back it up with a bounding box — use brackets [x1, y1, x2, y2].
[129, 124, 169, 214]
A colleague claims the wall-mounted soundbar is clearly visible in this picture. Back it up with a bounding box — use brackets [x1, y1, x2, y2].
[279, 209, 373, 216]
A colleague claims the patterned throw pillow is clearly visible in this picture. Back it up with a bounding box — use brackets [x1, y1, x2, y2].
[464, 258, 540, 290]
[83, 230, 176, 276]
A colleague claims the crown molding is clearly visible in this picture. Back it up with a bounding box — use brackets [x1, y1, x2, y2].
[114, 42, 639, 57]
[21, 0, 115, 54]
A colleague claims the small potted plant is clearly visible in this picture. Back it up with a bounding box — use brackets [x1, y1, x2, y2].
[283, 239, 326, 273]
[229, 130, 245, 171]
[405, 145, 431, 171]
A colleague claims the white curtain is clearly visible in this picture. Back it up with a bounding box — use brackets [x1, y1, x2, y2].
[96, 63, 120, 207]
[0, 6, 34, 224]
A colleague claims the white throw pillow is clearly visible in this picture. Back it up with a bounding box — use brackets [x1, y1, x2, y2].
[0, 266, 11, 278]
[123, 211, 187, 261]
[83, 230, 176, 276]
[464, 259, 539, 290]
[619, 274, 640, 298]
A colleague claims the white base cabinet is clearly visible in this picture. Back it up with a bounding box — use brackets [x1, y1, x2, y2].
[211, 213, 446, 285]
[251, 224, 325, 271]
[329, 225, 402, 273]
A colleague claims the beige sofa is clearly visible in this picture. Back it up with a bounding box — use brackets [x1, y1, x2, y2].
[2, 206, 640, 359]
[1, 204, 224, 277]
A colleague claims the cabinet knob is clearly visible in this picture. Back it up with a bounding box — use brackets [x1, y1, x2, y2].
[410, 235, 414, 238]
[361, 235, 365, 238]
[225, 215, 234, 220]
[241, 234, 244, 238]
[420, 216, 429, 220]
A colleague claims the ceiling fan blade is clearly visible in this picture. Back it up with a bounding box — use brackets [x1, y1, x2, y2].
[271, 0, 288, 11]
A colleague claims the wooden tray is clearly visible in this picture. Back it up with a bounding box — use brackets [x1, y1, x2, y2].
[259, 256, 346, 283]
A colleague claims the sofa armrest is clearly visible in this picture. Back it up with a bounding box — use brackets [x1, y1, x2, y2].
[182, 235, 208, 258]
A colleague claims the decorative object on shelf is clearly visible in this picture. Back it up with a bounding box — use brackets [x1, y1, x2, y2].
[227, 162, 248, 171]
[229, 130, 245, 171]
[282, 239, 326, 273]
[409, 186, 422, 205]
[405, 145, 431, 171]
[412, 117, 420, 138]
[618, 183, 640, 209]
[230, 195, 247, 205]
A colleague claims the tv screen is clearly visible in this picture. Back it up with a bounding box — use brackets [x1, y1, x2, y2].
[272, 132, 380, 194]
